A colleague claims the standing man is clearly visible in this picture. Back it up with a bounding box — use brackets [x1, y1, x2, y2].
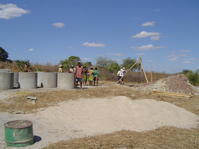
[88, 67, 94, 85]
[93, 67, 99, 86]
[75, 62, 83, 89]
[83, 66, 88, 86]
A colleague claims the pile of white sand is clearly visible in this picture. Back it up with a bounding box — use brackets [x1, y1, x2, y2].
[0, 96, 198, 149]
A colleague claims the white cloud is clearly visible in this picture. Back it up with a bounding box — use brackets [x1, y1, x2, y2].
[82, 42, 106, 47]
[27, 48, 34, 52]
[168, 53, 187, 61]
[0, 3, 29, 19]
[182, 58, 196, 64]
[141, 21, 155, 27]
[136, 53, 144, 56]
[82, 57, 92, 61]
[151, 36, 160, 40]
[136, 44, 163, 51]
[133, 31, 160, 40]
[179, 49, 191, 53]
[183, 61, 192, 64]
[112, 53, 124, 56]
[52, 22, 65, 28]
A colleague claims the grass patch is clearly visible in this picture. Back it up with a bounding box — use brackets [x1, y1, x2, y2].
[0, 83, 198, 114]
[43, 127, 199, 149]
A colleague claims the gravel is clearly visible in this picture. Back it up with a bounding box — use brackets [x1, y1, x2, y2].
[0, 96, 198, 149]
[142, 74, 197, 94]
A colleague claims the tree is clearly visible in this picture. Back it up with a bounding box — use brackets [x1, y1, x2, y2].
[182, 69, 192, 74]
[107, 62, 120, 73]
[0, 47, 8, 62]
[15, 60, 31, 72]
[96, 57, 115, 68]
[60, 56, 81, 69]
[188, 72, 199, 85]
[122, 57, 140, 71]
[122, 58, 136, 69]
[68, 56, 80, 66]
[83, 61, 92, 67]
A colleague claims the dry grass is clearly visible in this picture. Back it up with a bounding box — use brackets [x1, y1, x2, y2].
[0, 84, 134, 113]
[0, 61, 19, 72]
[43, 127, 199, 149]
[125, 71, 169, 83]
[41, 85, 199, 149]
[0, 61, 57, 72]
[0, 83, 198, 115]
[33, 64, 58, 72]
[0, 83, 198, 149]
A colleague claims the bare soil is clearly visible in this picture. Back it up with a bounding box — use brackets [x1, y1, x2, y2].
[0, 82, 198, 149]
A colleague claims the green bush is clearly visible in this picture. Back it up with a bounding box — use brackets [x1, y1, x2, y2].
[107, 62, 120, 73]
[60, 56, 80, 70]
[182, 70, 199, 86]
[15, 60, 31, 72]
[122, 57, 141, 71]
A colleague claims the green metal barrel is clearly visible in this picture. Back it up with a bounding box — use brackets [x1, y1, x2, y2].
[4, 120, 34, 147]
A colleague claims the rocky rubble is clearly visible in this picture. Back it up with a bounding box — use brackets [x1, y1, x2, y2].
[142, 74, 197, 95]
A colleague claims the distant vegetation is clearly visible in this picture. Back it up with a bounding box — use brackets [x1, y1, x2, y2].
[0, 47, 10, 62]
[182, 70, 199, 86]
[3, 47, 196, 84]
[60, 56, 81, 69]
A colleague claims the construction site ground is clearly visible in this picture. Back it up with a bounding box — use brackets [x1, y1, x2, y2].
[0, 81, 199, 149]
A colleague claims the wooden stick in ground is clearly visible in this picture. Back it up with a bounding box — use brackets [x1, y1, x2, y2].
[150, 71, 153, 82]
[141, 61, 149, 83]
[126, 62, 137, 74]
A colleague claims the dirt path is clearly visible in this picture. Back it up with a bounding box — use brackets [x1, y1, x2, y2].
[0, 96, 198, 149]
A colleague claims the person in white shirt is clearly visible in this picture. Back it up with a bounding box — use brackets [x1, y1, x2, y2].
[69, 65, 76, 73]
[117, 67, 126, 84]
[58, 64, 63, 72]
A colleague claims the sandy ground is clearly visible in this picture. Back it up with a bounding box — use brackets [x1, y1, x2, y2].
[0, 96, 198, 149]
[0, 85, 102, 101]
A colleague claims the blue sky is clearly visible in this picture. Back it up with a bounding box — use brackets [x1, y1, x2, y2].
[0, 0, 198, 73]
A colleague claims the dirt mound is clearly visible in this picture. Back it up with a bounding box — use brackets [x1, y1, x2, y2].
[0, 96, 198, 149]
[143, 74, 196, 94]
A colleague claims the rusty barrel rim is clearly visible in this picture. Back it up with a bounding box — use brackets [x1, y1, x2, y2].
[4, 120, 32, 129]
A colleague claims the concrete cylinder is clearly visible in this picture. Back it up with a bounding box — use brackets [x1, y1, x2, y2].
[18, 72, 37, 89]
[0, 72, 14, 90]
[0, 69, 11, 72]
[13, 72, 19, 88]
[57, 73, 74, 89]
[37, 72, 57, 88]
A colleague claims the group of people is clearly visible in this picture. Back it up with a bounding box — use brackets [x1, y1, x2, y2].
[68, 62, 99, 89]
[58, 62, 127, 88]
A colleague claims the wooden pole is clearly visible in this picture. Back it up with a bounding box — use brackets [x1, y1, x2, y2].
[141, 61, 149, 83]
[125, 62, 137, 74]
[150, 71, 153, 82]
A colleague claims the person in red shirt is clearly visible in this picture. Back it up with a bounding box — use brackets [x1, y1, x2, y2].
[75, 62, 83, 89]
